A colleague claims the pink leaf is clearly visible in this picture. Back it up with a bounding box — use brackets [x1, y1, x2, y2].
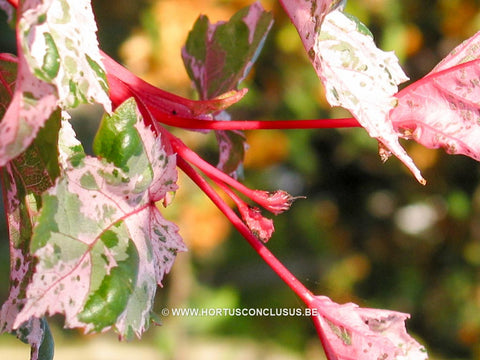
[390, 31, 480, 161]
[311, 296, 428, 360]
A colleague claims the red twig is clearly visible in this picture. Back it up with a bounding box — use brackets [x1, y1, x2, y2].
[176, 156, 315, 304]
[169, 134, 298, 215]
[156, 114, 361, 131]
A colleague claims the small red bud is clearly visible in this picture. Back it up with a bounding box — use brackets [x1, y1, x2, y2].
[238, 205, 274, 243]
[253, 190, 305, 215]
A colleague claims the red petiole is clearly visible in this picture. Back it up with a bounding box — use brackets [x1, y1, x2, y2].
[176, 156, 315, 305]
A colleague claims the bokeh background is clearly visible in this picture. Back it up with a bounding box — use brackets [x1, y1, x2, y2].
[2, 0, 480, 359]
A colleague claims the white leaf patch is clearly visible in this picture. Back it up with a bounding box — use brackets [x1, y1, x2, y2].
[314, 10, 425, 184]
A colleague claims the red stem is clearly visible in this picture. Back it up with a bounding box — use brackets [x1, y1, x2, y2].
[176, 156, 314, 304]
[168, 135, 260, 202]
[157, 114, 360, 131]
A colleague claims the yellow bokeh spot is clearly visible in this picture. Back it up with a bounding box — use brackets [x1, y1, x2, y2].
[407, 142, 439, 171]
[244, 130, 290, 169]
[178, 197, 232, 256]
[403, 24, 424, 57]
[325, 253, 371, 299]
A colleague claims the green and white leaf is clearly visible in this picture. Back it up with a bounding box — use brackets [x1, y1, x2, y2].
[19, 0, 111, 111]
[0, 0, 111, 166]
[14, 99, 185, 339]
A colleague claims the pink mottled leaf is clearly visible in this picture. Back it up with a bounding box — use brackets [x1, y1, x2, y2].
[311, 296, 428, 360]
[14, 98, 186, 339]
[429, 31, 480, 73]
[390, 31, 480, 162]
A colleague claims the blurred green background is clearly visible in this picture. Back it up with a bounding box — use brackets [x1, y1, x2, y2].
[2, 0, 480, 359]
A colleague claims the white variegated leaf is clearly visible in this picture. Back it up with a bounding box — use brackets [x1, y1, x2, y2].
[19, 0, 111, 111]
[314, 10, 425, 183]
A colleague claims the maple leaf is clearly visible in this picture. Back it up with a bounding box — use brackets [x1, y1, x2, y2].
[281, 3, 426, 183]
[311, 296, 428, 360]
[315, 10, 426, 184]
[13, 98, 186, 339]
[0, 0, 111, 166]
[181, 1, 273, 176]
[390, 31, 480, 162]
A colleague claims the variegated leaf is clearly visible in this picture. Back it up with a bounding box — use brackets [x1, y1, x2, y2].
[14, 98, 186, 339]
[312, 10, 425, 183]
[278, 0, 343, 63]
[19, 0, 110, 110]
